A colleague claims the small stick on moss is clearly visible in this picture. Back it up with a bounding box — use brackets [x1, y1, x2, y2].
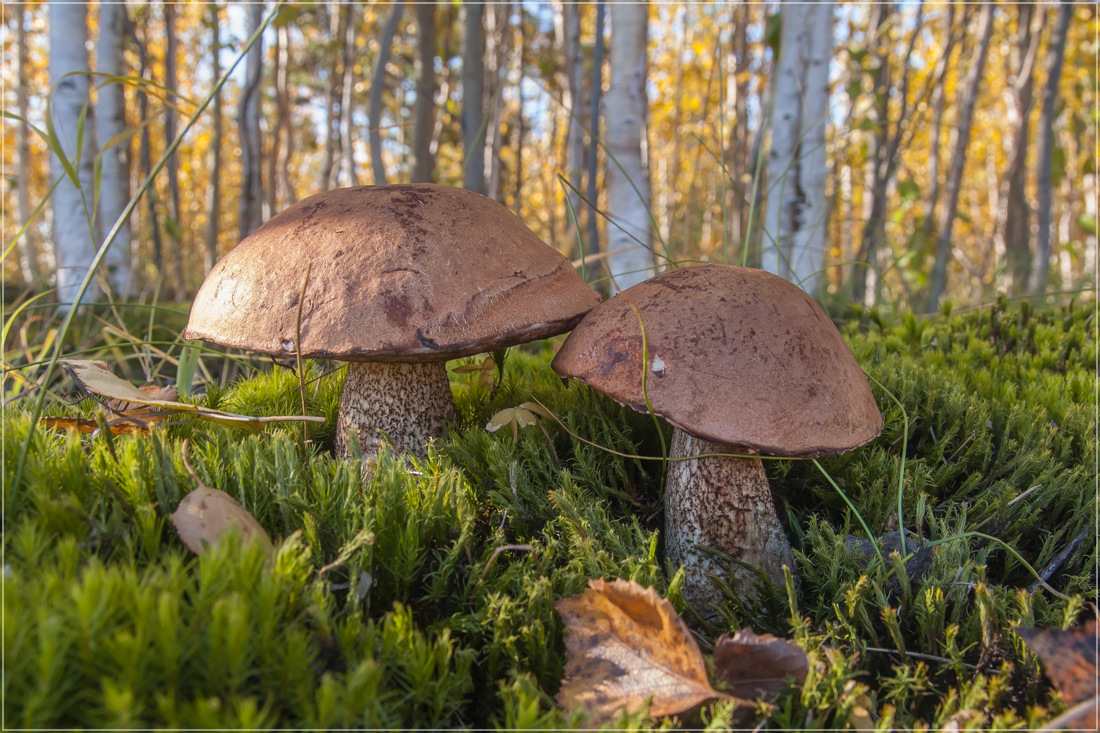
[1028, 526, 1090, 593]
[477, 544, 536, 585]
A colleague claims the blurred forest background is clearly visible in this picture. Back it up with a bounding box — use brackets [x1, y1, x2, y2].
[2, 1, 1097, 313]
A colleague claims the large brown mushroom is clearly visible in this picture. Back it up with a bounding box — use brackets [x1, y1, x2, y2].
[551, 264, 882, 610]
[186, 183, 601, 463]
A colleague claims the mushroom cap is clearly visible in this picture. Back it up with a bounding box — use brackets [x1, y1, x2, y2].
[551, 264, 882, 458]
[184, 184, 601, 362]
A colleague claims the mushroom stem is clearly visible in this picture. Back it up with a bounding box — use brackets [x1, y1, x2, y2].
[335, 361, 457, 463]
[664, 428, 795, 611]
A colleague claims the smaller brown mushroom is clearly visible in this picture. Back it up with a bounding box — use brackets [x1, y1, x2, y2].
[551, 264, 882, 611]
[185, 184, 601, 464]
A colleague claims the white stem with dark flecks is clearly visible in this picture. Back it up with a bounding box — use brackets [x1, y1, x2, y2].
[335, 361, 457, 464]
[664, 428, 795, 611]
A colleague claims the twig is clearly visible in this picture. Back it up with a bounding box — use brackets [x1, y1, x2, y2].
[1028, 526, 1090, 592]
[478, 544, 536, 583]
[863, 646, 984, 671]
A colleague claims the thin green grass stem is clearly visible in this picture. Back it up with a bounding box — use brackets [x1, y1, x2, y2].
[812, 458, 883, 566]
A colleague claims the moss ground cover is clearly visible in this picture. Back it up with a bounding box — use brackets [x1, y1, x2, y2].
[3, 298, 1095, 729]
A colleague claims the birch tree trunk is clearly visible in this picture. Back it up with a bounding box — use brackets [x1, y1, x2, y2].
[369, 4, 402, 185]
[411, 3, 437, 183]
[96, 1, 133, 297]
[163, 1, 185, 298]
[919, 6, 959, 249]
[586, 0, 606, 295]
[926, 4, 994, 311]
[339, 2, 358, 187]
[204, 3, 222, 273]
[462, 1, 486, 194]
[49, 1, 99, 307]
[762, 0, 833, 297]
[237, 2, 264, 240]
[1000, 3, 1043, 295]
[320, 2, 343, 190]
[15, 7, 38, 286]
[605, 2, 653, 293]
[1032, 0, 1072, 294]
[562, 0, 585, 239]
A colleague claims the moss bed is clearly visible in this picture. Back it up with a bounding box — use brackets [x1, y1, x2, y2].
[3, 297, 1096, 729]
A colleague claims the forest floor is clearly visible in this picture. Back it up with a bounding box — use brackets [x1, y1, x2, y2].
[3, 296, 1096, 729]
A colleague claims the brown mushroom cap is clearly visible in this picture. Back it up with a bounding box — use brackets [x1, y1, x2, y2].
[185, 184, 601, 362]
[551, 264, 882, 458]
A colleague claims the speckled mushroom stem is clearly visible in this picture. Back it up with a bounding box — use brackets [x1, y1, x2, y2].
[664, 428, 796, 611]
[335, 361, 457, 464]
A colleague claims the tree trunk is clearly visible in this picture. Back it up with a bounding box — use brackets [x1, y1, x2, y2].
[1032, 0, 1071, 294]
[49, 1, 99, 308]
[15, 6, 38, 286]
[96, 1, 134, 298]
[237, 2, 265, 240]
[926, 3, 994, 311]
[163, 1, 185, 298]
[511, 8, 525, 213]
[585, 0, 606, 295]
[411, 2, 437, 183]
[562, 0, 585, 243]
[605, 2, 653, 293]
[919, 5, 959, 251]
[762, 0, 833, 297]
[485, 5, 507, 200]
[339, 1, 358, 187]
[320, 2, 343, 190]
[462, 2, 486, 194]
[1001, 3, 1044, 295]
[128, 11, 164, 286]
[205, 3, 222, 273]
[369, 3, 402, 185]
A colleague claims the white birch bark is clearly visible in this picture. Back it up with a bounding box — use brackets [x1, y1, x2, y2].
[237, 2, 264, 240]
[605, 2, 653, 293]
[49, 1, 99, 307]
[762, 1, 833, 297]
[96, 1, 133, 297]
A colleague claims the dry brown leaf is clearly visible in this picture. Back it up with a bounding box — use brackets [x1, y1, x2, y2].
[60, 359, 324, 431]
[1018, 619, 1099, 730]
[42, 383, 181, 436]
[172, 486, 274, 558]
[555, 578, 730, 725]
[711, 628, 809, 700]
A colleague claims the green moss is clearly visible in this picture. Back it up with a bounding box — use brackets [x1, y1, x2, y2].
[4, 300, 1095, 728]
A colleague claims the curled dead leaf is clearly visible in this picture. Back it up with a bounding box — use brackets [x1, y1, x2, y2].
[1018, 619, 1099, 731]
[555, 578, 730, 725]
[486, 403, 544, 440]
[711, 627, 809, 700]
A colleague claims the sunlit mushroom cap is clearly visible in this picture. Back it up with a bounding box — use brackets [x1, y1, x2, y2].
[185, 184, 601, 362]
[551, 264, 882, 458]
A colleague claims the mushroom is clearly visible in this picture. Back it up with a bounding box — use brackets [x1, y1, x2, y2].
[551, 264, 882, 610]
[185, 183, 601, 463]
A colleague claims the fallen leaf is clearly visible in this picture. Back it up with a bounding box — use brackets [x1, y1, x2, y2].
[555, 578, 730, 725]
[60, 359, 325, 431]
[42, 382, 181, 436]
[711, 628, 809, 699]
[172, 441, 274, 558]
[172, 486, 274, 558]
[1018, 619, 1098, 730]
